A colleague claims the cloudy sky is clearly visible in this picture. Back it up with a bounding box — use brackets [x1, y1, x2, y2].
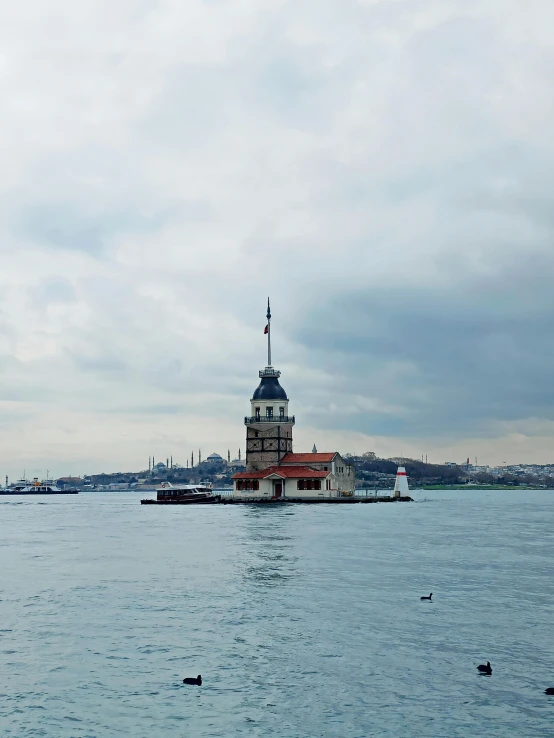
[1, 0, 553, 478]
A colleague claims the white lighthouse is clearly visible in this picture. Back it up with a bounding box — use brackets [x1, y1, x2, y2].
[393, 466, 410, 497]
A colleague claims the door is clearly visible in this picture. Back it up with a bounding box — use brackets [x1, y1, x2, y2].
[274, 482, 282, 498]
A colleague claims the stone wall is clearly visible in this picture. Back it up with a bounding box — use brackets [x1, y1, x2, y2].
[245, 422, 294, 471]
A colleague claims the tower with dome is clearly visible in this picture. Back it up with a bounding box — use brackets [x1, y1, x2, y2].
[233, 300, 356, 499]
[245, 300, 295, 472]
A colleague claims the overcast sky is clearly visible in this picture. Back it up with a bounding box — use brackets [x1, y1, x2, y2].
[1, 0, 554, 478]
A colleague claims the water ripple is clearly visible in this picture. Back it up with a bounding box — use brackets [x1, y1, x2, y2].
[0, 489, 553, 736]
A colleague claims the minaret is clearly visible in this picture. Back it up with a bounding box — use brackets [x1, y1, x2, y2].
[245, 298, 294, 472]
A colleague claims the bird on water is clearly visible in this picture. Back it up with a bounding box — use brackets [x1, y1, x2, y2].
[477, 661, 492, 674]
[183, 675, 202, 685]
[420, 593, 433, 600]
[545, 688, 554, 695]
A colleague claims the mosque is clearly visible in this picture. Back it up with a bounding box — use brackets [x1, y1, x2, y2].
[232, 301, 355, 499]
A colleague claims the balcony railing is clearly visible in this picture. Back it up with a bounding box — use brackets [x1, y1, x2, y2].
[244, 415, 295, 424]
[259, 367, 281, 378]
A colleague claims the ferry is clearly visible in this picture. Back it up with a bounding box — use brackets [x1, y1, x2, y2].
[141, 481, 220, 505]
[0, 478, 79, 495]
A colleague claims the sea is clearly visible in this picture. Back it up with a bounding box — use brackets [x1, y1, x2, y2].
[1, 489, 553, 737]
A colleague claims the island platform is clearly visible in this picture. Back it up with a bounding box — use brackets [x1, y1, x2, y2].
[141, 495, 413, 505]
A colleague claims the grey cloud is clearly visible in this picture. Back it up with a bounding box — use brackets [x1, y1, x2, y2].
[19, 202, 173, 256]
[68, 352, 130, 377]
[31, 277, 76, 306]
[293, 250, 554, 438]
[2, 0, 554, 474]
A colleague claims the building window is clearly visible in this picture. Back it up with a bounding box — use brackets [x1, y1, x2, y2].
[324, 466, 328, 471]
[266, 407, 273, 418]
[279, 407, 284, 418]
[326, 479, 331, 490]
[254, 431, 259, 438]
[255, 407, 260, 419]
[237, 480, 259, 491]
[297, 479, 322, 491]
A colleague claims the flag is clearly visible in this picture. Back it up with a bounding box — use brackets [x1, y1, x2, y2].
[264, 324, 269, 334]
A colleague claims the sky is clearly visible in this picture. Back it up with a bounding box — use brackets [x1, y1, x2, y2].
[1, 0, 554, 479]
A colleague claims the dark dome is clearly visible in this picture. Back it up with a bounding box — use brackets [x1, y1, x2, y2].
[252, 376, 288, 401]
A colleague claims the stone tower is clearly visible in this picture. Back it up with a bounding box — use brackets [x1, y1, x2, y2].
[245, 300, 294, 472]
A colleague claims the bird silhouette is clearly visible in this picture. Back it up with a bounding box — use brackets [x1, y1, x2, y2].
[477, 661, 492, 675]
[183, 675, 202, 685]
[420, 593, 433, 601]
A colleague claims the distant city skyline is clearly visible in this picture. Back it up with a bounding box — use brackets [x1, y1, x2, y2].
[1, 1, 554, 477]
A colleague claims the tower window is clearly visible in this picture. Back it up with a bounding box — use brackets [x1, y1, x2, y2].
[279, 407, 284, 417]
[266, 407, 273, 418]
[255, 407, 260, 419]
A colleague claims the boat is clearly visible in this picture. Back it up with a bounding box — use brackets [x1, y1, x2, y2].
[0, 477, 79, 495]
[141, 481, 220, 505]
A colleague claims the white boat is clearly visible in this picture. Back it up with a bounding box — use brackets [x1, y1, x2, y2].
[0, 477, 79, 495]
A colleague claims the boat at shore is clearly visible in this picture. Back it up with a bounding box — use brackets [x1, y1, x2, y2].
[0, 478, 79, 495]
[141, 481, 220, 505]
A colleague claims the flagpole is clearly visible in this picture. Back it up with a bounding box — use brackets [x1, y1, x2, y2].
[267, 297, 271, 366]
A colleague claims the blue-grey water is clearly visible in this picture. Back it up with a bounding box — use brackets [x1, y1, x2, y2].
[1, 489, 553, 737]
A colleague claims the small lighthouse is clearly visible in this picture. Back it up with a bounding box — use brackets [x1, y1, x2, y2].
[393, 466, 409, 498]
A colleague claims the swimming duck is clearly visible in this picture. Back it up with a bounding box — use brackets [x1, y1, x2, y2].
[420, 593, 432, 600]
[183, 675, 202, 685]
[477, 661, 492, 674]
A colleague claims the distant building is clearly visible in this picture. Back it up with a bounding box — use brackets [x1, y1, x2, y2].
[57, 476, 82, 487]
[228, 458, 246, 472]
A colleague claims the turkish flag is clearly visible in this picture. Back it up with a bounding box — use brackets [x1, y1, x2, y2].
[264, 324, 269, 334]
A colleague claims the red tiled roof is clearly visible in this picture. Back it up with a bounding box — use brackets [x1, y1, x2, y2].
[233, 465, 329, 480]
[232, 470, 264, 480]
[280, 452, 337, 464]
